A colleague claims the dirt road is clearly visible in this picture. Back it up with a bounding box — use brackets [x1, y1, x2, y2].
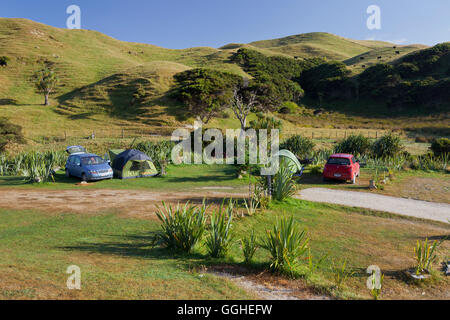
[296, 188, 450, 223]
[0, 188, 246, 219]
[1, 187, 449, 223]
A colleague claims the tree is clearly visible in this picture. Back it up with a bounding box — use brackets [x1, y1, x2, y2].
[229, 88, 259, 131]
[33, 68, 59, 106]
[173, 69, 241, 124]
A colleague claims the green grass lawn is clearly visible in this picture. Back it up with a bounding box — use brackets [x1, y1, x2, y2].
[0, 164, 253, 192]
[0, 199, 448, 299]
[0, 209, 253, 299]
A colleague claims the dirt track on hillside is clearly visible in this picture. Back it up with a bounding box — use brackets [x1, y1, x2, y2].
[0, 188, 246, 219]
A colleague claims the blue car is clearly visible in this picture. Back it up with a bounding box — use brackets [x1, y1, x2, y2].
[65, 146, 113, 181]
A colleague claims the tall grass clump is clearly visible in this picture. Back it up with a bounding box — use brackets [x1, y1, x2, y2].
[0, 150, 66, 182]
[272, 163, 296, 201]
[414, 238, 440, 275]
[155, 201, 207, 253]
[261, 217, 309, 276]
[241, 230, 259, 264]
[206, 200, 234, 258]
[331, 259, 354, 290]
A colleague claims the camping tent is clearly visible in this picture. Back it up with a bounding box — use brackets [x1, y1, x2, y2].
[110, 149, 158, 179]
[273, 149, 303, 175]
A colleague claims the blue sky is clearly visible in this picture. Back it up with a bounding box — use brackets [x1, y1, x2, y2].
[1, 0, 449, 48]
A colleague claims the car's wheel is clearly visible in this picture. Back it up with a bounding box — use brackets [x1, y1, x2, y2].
[352, 173, 357, 184]
[65, 169, 70, 177]
[81, 173, 87, 182]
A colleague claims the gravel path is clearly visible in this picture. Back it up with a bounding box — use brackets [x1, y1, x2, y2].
[296, 188, 450, 223]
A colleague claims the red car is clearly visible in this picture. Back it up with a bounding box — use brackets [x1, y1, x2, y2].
[323, 153, 360, 184]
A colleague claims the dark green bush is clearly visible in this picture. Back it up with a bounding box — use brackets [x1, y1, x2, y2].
[0, 56, 9, 67]
[372, 133, 404, 159]
[172, 68, 242, 123]
[0, 117, 26, 151]
[280, 135, 315, 158]
[278, 102, 299, 114]
[335, 134, 372, 156]
[430, 138, 450, 156]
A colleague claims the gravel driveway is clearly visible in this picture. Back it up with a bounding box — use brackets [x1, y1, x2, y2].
[296, 188, 450, 223]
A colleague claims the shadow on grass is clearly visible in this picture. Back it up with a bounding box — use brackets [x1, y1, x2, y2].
[58, 233, 206, 262]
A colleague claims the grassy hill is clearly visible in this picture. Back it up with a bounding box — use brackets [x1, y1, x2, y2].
[344, 45, 428, 74]
[0, 18, 248, 140]
[247, 32, 395, 60]
[0, 18, 447, 150]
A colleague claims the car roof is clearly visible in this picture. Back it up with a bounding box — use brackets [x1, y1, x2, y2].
[330, 153, 353, 159]
[74, 153, 99, 158]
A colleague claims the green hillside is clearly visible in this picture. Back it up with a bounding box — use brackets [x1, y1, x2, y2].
[247, 32, 395, 60]
[0, 18, 447, 149]
[344, 45, 428, 74]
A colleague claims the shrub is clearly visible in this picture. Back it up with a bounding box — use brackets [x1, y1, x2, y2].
[155, 201, 207, 253]
[206, 200, 234, 258]
[248, 112, 282, 131]
[372, 133, 404, 159]
[272, 163, 296, 201]
[280, 135, 315, 158]
[0, 56, 9, 67]
[0, 117, 26, 152]
[241, 230, 259, 264]
[261, 216, 309, 275]
[430, 138, 450, 156]
[335, 134, 372, 156]
[414, 238, 440, 275]
[278, 101, 299, 114]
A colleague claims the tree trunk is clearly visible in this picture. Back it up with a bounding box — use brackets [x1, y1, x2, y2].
[44, 94, 49, 106]
[240, 116, 247, 131]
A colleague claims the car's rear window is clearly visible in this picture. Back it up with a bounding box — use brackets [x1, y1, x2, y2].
[81, 156, 104, 165]
[327, 157, 350, 165]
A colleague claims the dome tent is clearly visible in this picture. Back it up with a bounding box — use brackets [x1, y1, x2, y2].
[273, 149, 303, 175]
[110, 149, 158, 179]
